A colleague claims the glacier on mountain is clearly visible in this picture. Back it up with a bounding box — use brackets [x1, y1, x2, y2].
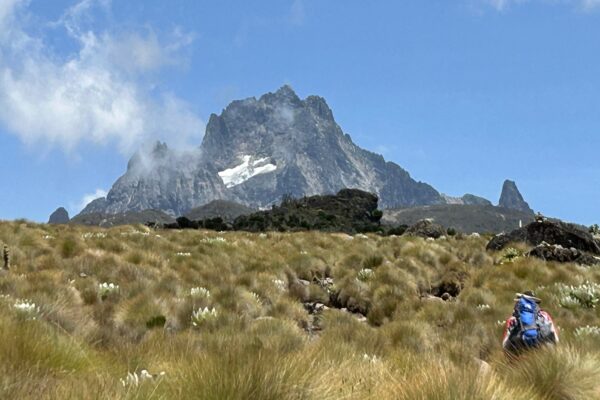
[218, 156, 277, 188]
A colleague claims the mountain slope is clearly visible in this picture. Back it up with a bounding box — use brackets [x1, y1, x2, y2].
[382, 204, 535, 234]
[184, 200, 256, 222]
[69, 209, 175, 227]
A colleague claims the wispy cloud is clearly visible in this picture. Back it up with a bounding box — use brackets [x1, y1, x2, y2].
[234, 1, 307, 46]
[289, 0, 306, 26]
[71, 188, 107, 214]
[482, 0, 600, 12]
[0, 0, 203, 155]
[581, 0, 600, 10]
[485, 0, 532, 11]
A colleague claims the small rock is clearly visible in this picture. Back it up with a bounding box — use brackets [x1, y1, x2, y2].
[474, 357, 492, 378]
[355, 314, 368, 323]
[422, 294, 445, 303]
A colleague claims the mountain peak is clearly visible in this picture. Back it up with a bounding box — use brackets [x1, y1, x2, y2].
[498, 180, 533, 214]
[77, 86, 445, 216]
[260, 84, 301, 105]
[127, 141, 171, 171]
[48, 207, 70, 224]
[276, 84, 297, 97]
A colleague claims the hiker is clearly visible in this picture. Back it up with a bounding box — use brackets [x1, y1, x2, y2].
[502, 291, 559, 356]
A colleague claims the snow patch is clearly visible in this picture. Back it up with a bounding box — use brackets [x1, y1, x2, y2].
[218, 156, 277, 188]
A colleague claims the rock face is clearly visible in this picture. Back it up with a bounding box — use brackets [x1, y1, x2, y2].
[498, 180, 533, 214]
[442, 194, 492, 206]
[48, 207, 70, 224]
[78, 86, 445, 217]
[527, 242, 600, 266]
[404, 219, 446, 239]
[487, 220, 600, 255]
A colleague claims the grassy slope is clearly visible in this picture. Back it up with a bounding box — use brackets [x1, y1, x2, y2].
[0, 221, 599, 399]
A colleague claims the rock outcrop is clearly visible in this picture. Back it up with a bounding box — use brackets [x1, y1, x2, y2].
[442, 194, 492, 206]
[498, 180, 533, 214]
[404, 219, 446, 239]
[487, 220, 600, 255]
[527, 242, 600, 265]
[48, 207, 70, 224]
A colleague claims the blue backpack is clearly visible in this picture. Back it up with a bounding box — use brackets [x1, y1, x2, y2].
[516, 297, 540, 347]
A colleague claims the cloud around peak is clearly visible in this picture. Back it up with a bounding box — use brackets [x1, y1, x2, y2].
[0, 0, 203, 156]
[71, 188, 108, 215]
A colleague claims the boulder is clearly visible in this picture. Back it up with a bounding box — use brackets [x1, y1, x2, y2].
[404, 219, 446, 239]
[487, 220, 600, 255]
[527, 242, 600, 266]
[48, 207, 70, 224]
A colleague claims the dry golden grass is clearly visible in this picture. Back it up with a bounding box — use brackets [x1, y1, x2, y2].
[0, 220, 599, 399]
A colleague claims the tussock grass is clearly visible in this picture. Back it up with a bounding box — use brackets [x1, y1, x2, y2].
[0, 221, 598, 399]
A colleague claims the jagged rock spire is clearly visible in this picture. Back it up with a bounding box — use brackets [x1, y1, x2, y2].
[499, 180, 533, 214]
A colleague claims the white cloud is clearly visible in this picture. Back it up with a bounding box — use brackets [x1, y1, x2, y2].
[484, 0, 521, 11]
[289, 0, 306, 26]
[234, 1, 307, 46]
[482, 0, 600, 11]
[72, 188, 107, 214]
[581, 0, 600, 10]
[0, 0, 203, 155]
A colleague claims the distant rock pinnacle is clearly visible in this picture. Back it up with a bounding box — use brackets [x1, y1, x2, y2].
[498, 180, 533, 214]
[48, 207, 70, 224]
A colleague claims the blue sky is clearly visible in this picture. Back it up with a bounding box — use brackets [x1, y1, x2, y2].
[0, 0, 599, 225]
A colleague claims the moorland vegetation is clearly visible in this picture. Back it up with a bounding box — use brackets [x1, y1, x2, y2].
[0, 220, 599, 399]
